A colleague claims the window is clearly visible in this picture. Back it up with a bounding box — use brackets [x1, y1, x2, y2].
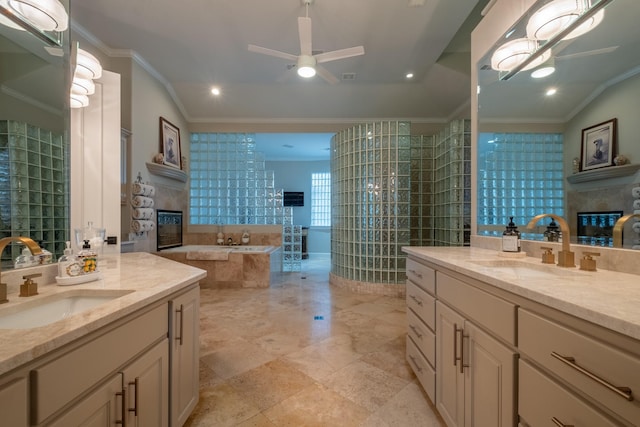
[311, 172, 331, 226]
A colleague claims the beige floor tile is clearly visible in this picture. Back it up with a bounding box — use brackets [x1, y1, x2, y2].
[184, 383, 261, 427]
[201, 338, 277, 379]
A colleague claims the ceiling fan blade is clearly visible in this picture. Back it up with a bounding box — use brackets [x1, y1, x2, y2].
[298, 17, 312, 56]
[555, 46, 618, 60]
[315, 65, 340, 84]
[248, 44, 298, 62]
[315, 46, 365, 64]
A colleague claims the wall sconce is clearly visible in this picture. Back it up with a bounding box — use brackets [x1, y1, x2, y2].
[6, 0, 68, 32]
[490, 37, 551, 72]
[70, 47, 103, 109]
[526, 0, 604, 41]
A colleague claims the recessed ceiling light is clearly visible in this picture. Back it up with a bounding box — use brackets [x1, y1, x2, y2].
[545, 87, 557, 96]
[531, 65, 555, 79]
[405, 72, 414, 79]
[211, 87, 221, 96]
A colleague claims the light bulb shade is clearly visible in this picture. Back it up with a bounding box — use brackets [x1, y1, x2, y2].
[71, 77, 95, 95]
[70, 93, 89, 108]
[8, 0, 68, 32]
[490, 38, 551, 72]
[297, 55, 316, 78]
[526, 0, 603, 41]
[0, 0, 26, 30]
[531, 63, 556, 78]
[75, 48, 103, 80]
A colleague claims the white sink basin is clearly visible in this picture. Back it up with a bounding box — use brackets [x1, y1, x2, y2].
[469, 260, 581, 278]
[0, 290, 133, 329]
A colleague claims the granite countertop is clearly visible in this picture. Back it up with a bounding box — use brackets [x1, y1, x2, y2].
[0, 252, 207, 375]
[402, 246, 640, 341]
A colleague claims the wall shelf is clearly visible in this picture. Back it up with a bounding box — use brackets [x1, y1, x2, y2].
[566, 164, 640, 184]
[146, 162, 188, 182]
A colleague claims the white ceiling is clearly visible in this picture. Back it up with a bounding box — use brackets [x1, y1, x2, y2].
[70, 0, 487, 126]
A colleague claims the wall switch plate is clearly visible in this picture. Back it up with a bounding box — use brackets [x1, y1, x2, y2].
[106, 236, 118, 245]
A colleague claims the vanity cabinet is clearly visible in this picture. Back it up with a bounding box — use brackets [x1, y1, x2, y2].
[0, 374, 29, 426]
[518, 308, 640, 426]
[169, 286, 200, 427]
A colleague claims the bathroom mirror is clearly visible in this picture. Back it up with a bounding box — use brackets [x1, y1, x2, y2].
[475, 0, 640, 240]
[0, 2, 70, 266]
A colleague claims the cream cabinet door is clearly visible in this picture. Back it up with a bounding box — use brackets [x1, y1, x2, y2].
[436, 301, 465, 427]
[123, 339, 169, 427]
[0, 376, 29, 426]
[48, 374, 124, 427]
[464, 321, 516, 427]
[170, 286, 200, 427]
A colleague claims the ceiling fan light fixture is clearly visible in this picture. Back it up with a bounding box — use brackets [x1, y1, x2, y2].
[526, 0, 603, 41]
[531, 58, 556, 78]
[8, 0, 68, 32]
[297, 55, 316, 78]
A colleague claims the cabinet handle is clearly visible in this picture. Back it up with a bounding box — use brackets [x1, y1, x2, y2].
[128, 378, 139, 416]
[176, 304, 184, 346]
[409, 295, 423, 306]
[116, 388, 127, 426]
[453, 324, 462, 368]
[409, 269, 423, 279]
[408, 355, 423, 373]
[551, 351, 634, 401]
[551, 417, 574, 427]
[409, 324, 423, 338]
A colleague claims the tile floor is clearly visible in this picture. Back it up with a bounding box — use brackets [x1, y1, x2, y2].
[184, 254, 445, 427]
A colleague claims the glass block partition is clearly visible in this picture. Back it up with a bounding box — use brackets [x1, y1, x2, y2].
[0, 120, 68, 264]
[331, 121, 411, 285]
[189, 132, 300, 271]
[410, 135, 435, 246]
[477, 132, 564, 238]
[433, 120, 472, 246]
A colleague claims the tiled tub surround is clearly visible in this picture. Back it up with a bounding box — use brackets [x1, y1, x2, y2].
[157, 245, 282, 289]
[0, 252, 206, 375]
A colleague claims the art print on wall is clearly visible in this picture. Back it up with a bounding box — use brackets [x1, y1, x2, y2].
[580, 118, 617, 171]
[160, 117, 181, 169]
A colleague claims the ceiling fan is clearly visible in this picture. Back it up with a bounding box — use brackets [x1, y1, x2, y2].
[248, 0, 364, 84]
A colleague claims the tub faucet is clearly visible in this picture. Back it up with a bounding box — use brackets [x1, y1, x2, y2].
[0, 237, 43, 303]
[527, 214, 575, 267]
[612, 213, 640, 248]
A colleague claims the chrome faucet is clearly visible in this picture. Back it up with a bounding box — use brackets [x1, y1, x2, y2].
[0, 237, 43, 303]
[612, 213, 640, 248]
[527, 214, 575, 267]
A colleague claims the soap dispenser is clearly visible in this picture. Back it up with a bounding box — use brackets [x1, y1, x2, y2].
[15, 246, 37, 269]
[78, 240, 98, 274]
[58, 241, 82, 278]
[544, 219, 559, 242]
[502, 217, 521, 252]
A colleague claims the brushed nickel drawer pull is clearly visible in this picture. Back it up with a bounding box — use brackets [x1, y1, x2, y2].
[551, 351, 634, 401]
[409, 269, 423, 279]
[116, 388, 127, 426]
[409, 295, 423, 306]
[176, 304, 184, 345]
[454, 324, 463, 368]
[408, 355, 423, 373]
[128, 378, 139, 416]
[409, 324, 423, 338]
[551, 417, 574, 427]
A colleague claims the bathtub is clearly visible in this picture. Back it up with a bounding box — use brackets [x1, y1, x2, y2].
[156, 245, 282, 288]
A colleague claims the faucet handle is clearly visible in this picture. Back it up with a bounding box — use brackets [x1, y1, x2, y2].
[580, 252, 600, 272]
[540, 247, 555, 264]
[20, 273, 41, 297]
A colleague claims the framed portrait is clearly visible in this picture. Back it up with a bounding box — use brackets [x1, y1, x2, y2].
[580, 118, 617, 172]
[159, 117, 181, 169]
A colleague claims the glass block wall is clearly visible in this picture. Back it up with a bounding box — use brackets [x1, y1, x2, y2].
[189, 132, 300, 271]
[410, 135, 435, 246]
[0, 120, 68, 264]
[331, 121, 411, 285]
[433, 120, 472, 246]
[477, 132, 564, 238]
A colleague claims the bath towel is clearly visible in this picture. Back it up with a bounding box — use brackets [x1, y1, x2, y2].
[132, 183, 156, 197]
[132, 208, 154, 220]
[132, 196, 154, 208]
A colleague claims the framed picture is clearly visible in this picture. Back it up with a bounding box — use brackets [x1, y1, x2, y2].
[580, 118, 617, 172]
[159, 117, 181, 169]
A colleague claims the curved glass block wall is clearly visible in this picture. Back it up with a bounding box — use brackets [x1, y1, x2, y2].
[331, 122, 412, 285]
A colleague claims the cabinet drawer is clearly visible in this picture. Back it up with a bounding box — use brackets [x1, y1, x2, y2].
[406, 336, 435, 403]
[406, 281, 435, 330]
[519, 309, 640, 425]
[406, 259, 435, 295]
[436, 272, 516, 345]
[32, 304, 168, 424]
[407, 309, 435, 366]
[519, 360, 620, 427]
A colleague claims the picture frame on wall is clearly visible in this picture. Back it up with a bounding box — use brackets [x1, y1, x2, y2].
[160, 117, 181, 169]
[580, 118, 617, 172]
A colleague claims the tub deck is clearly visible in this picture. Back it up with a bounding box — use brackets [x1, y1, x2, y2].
[157, 245, 282, 288]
